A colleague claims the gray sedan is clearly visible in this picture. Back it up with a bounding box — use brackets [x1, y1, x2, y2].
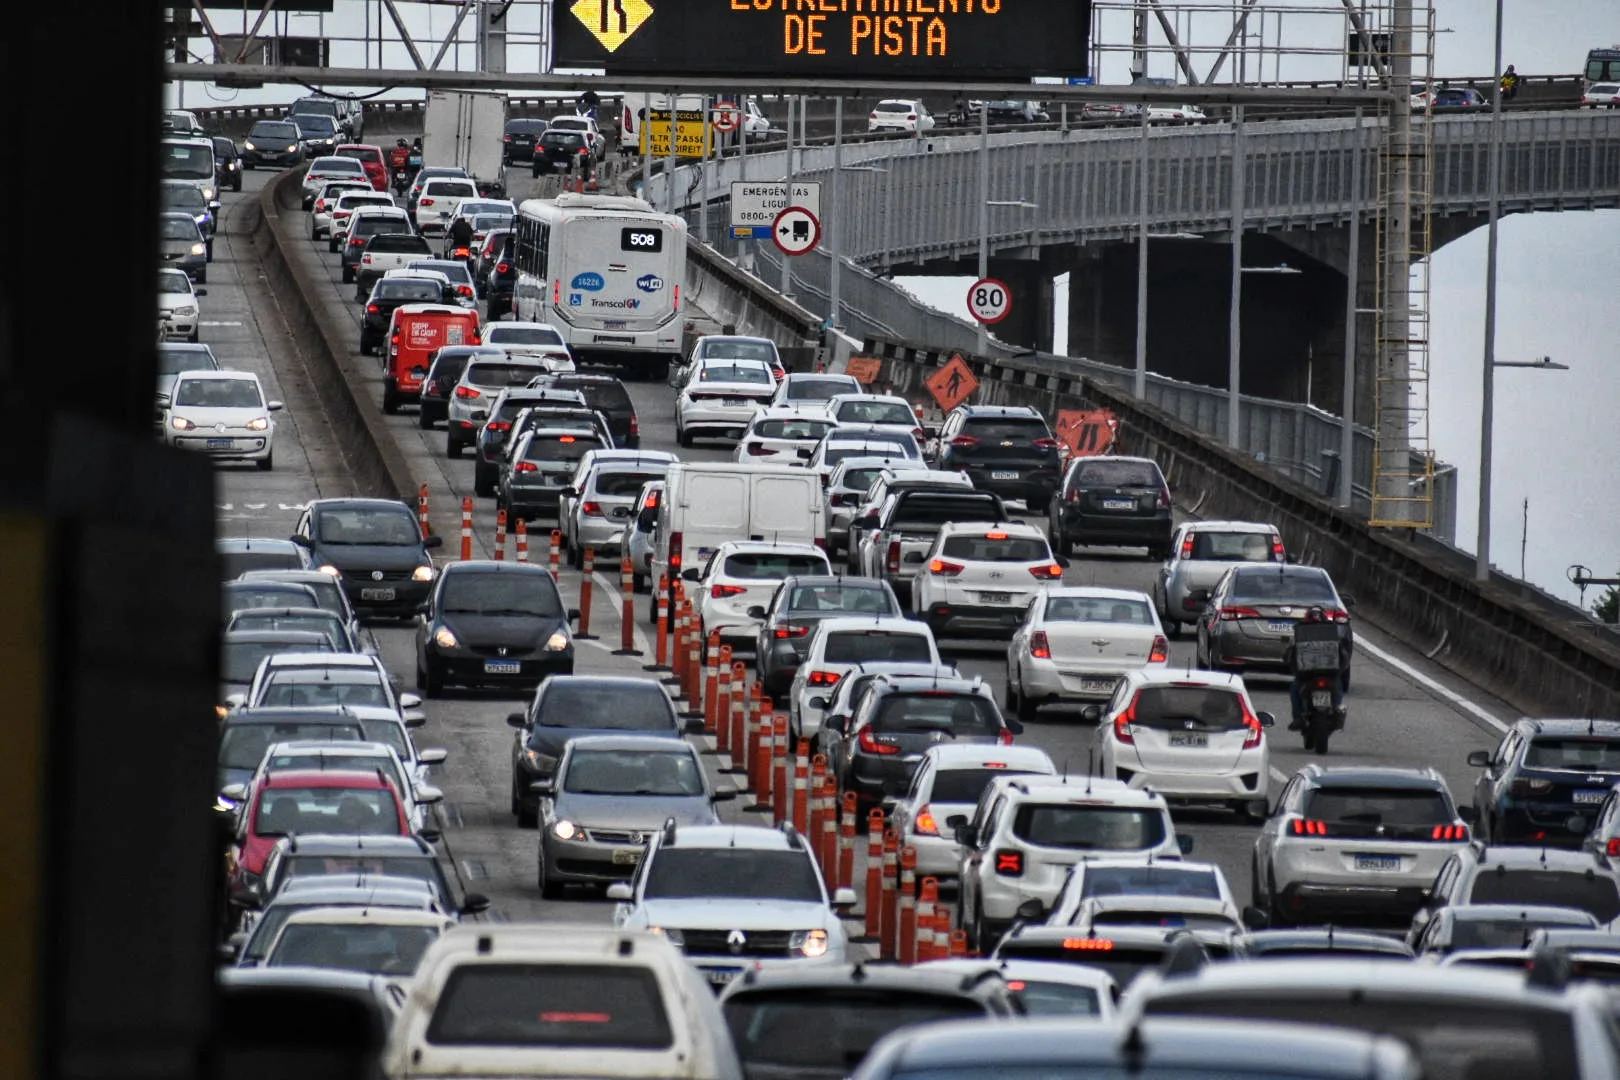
[1193, 563, 1355, 677]
[532, 734, 734, 898]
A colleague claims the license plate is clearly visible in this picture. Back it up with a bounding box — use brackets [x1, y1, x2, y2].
[979, 592, 1012, 604]
[484, 660, 521, 675]
[1267, 620, 1294, 632]
[206, 438, 232, 448]
[1169, 733, 1208, 748]
[1079, 677, 1116, 694]
[1575, 790, 1609, 805]
[991, 471, 1019, 480]
[1101, 498, 1135, 510]
[360, 587, 396, 601]
[704, 967, 742, 986]
[724, 398, 747, 406]
[1355, 855, 1401, 872]
[611, 848, 641, 866]
[1310, 691, 1333, 708]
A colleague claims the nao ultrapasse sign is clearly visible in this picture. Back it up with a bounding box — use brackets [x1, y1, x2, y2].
[554, 0, 1092, 80]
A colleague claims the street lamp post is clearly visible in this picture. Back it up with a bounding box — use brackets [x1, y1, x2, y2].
[1227, 105, 1245, 447]
[1135, 108, 1150, 397]
[976, 104, 990, 353]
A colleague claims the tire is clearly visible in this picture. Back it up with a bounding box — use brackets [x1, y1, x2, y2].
[474, 464, 495, 498]
[1310, 723, 1332, 755]
[194, 269, 206, 285]
[1341, 668, 1352, 692]
[516, 788, 538, 829]
[677, 426, 693, 449]
[632, 570, 646, 594]
[537, 848, 563, 899]
[1017, 688, 1038, 726]
[328, 238, 340, 253]
[232, 179, 242, 192]
[445, 435, 462, 459]
[359, 333, 374, 356]
[420, 660, 444, 699]
[1004, 680, 1018, 712]
[382, 383, 399, 415]
[309, 224, 319, 241]
[970, 898, 989, 955]
[1163, 618, 1181, 640]
[341, 266, 354, 283]
[1249, 856, 1265, 910]
[567, 538, 582, 570]
[187, 330, 199, 344]
[256, 452, 273, 472]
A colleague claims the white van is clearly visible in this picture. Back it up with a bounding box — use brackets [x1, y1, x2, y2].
[385, 924, 742, 1080]
[649, 463, 825, 623]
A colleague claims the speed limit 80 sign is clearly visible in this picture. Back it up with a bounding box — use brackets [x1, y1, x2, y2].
[967, 277, 1011, 324]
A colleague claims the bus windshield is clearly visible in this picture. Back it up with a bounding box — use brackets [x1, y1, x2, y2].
[1587, 48, 1620, 85]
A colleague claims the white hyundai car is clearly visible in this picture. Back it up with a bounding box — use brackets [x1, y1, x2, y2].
[674, 357, 778, 446]
[1005, 586, 1170, 722]
[163, 370, 282, 470]
[912, 521, 1067, 639]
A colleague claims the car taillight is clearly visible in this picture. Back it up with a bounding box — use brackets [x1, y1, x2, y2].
[1324, 608, 1351, 624]
[929, 559, 965, 577]
[870, 112, 879, 120]
[496, 262, 510, 274]
[1431, 824, 1469, 841]
[1033, 437, 1059, 449]
[1607, 837, 1620, 857]
[457, 285, 473, 297]
[1510, 778, 1555, 797]
[993, 849, 1023, 876]
[997, 728, 1015, 745]
[1030, 630, 1051, 659]
[490, 421, 511, 431]
[1028, 563, 1063, 579]
[745, 443, 775, 456]
[514, 461, 538, 472]
[421, 197, 435, 206]
[503, 134, 512, 141]
[711, 584, 746, 598]
[858, 727, 900, 756]
[914, 806, 939, 836]
[673, 283, 680, 311]
[581, 501, 604, 517]
[1219, 606, 1261, 621]
[1149, 635, 1169, 663]
[366, 303, 380, 314]
[349, 235, 364, 246]
[1062, 937, 1115, 951]
[1157, 487, 1173, 509]
[315, 200, 326, 212]
[1272, 536, 1286, 561]
[1114, 691, 1140, 744]
[886, 540, 901, 574]
[1290, 819, 1330, 836]
[554, 280, 562, 306]
[669, 530, 683, 571]
[362, 254, 372, 264]
[1180, 533, 1195, 559]
[829, 493, 847, 507]
[454, 386, 481, 399]
[950, 435, 978, 447]
[1240, 699, 1263, 749]
[773, 625, 811, 639]
[906, 114, 917, 121]
[806, 670, 842, 687]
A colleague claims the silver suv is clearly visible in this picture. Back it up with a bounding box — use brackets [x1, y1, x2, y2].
[1152, 520, 1284, 635]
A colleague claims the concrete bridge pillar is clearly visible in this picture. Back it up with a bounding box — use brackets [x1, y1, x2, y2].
[985, 255, 1061, 354]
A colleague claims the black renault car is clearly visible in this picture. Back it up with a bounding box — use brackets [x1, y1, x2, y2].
[532, 128, 591, 175]
[414, 560, 575, 696]
[928, 405, 1061, 510]
[292, 498, 442, 619]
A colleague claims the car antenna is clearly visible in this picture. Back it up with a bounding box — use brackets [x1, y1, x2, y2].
[1085, 751, 1094, 795]
[1590, 716, 1597, 735]
[1061, 759, 1068, 785]
[1326, 923, 1335, 948]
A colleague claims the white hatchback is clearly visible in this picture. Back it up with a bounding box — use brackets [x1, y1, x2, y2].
[1006, 586, 1169, 722]
[787, 616, 943, 736]
[325, 190, 396, 249]
[157, 267, 206, 342]
[888, 744, 1057, 881]
[1092, 668, 1275, 817]
[310, 181, 374, 240]
[482, 321, 575, 372]
[164, 370, 282, 469]
[869, 99, 935, 133]
[684, 541, 832, 647]
[414, 176, 480, 234]
[913, 521, 1067, 639]
[734, 408, 838, 465]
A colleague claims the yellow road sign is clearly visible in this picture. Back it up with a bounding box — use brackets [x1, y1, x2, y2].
[639, 110, 712, 158]
[569, 0, 653, 53]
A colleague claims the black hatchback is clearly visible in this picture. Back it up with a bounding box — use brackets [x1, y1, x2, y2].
[929, 406, 1061, 510]
[1048, 455, 1174, 560]
[502, 118, 549, 164]
[531, 372, 639, 448]
[414, 560, 576, 696]
[532, 129, 591, 175]
[292, 498, 443, 619]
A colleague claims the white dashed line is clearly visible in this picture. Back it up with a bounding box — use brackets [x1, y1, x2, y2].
[1355, 637, 1510, 734]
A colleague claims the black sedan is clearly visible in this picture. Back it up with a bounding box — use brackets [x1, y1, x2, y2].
[291, 498, 443, 619]
[212, 136, 244, 191]
[415, 560, 576, 696]
[752, 575, 902, 699]
[502, 118, 548, 164]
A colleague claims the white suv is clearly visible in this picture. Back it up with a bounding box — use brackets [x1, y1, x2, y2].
[787, 615, 943, 737]
[608, 822, 855, 991]
[913, 521, 1068, 639]
[955, 775, 1189, 952]
[1044, 858, 1237, 928]
[684, 541, 832, 647]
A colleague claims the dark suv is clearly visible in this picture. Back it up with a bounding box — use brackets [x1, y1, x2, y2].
[1049, 455, 1174, 560]
[501, 118, 549, 164]
[530, 372, 639, 447]
[499, 427, 609, 522]
[1406, 843, 1620, 948]
[1469, 718, 1620, 847]
[483, 235, 518, 319]
[474, 389, 592, 496]
[928, 406, 1061, 509]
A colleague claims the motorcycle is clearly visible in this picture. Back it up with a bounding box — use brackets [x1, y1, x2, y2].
[1294, 673, 1346, 755]
[391, 167, 410, 197]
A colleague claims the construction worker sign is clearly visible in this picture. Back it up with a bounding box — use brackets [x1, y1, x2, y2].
[1054, 408, 1119, 457]
[926, 352, 979, 413]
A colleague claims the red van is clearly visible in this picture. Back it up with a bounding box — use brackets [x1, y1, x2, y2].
[385, 304, 481, 413]
[335, 143, 387, 191]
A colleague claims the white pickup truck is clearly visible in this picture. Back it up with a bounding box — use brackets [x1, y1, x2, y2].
[354, 232, 436, 298]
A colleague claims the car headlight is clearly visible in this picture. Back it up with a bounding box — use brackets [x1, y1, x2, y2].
[551, 820, 578, 840]
[791, 929, 830, 958]
[170, 416, 195, 431]
[544, 630, 570, 652]
[175, 305, 197, 317]
[245, 416, 269, 431]
[287, 144, 298, 152]
[648, 927, 684, 945]
[317, 564, 341, 577]
[412, 564, 436, 582]
[214, 703, 229, 720]
[244, 141, 256, 150]
[522, 749, 557, 772]
[227, 162, 238, 170]
[433, 626, 458, 649]
[190, 243, 206, 256]
[202, 186, 215, 201]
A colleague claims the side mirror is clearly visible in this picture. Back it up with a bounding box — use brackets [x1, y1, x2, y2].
[605, 882, 633, 902]
[858, 513, 879, 527]
[419, 827, 443, 843]
[567, 607, 581, 623]
[1340, 593, 1358, 609]
[832, 887, 858, 908]
[415, 786, 444, 805]
[953, 824, 977, 847]
[423, 535, 444, 549]
[418, 747, 448, 766]
[1457, 805, 1479, 826]
[1176, 834, 1195, 855]
[747, 606, 766, 620]
[1015, 898, 1045, 922]
[824, 715, 847, 735]
[403, 711, 427, 727]
[807, 696, 829, 711]
[1466, 750, 1492, 768]
[506, 712, 528, 729]
[1054, 555, 1070, 569]
[195, 287, 209, 296]
[217, 939, 241, 962]
[795, 448, 812, 460]
[681, 567, 702, 582]
[224, 693, 247, 710]
[1241, 905, 1271, 931]
[946, 814, 968, 829]
[1256, 710, 1276, 728]
[1005, 718, 1024, 737]
[220, 783, 248, 802]
[683, 717, 708, 735]
[1079, 704, 1103, 724]
[529, 779, 554, 796]
[398, 692, 423, 709]
[460, 892, 491, 915]
[712, 788, 739, 802]
[288, 534, 312, 548]
[1187, 588, 1211, 605]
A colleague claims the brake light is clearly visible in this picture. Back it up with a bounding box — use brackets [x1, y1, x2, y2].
[421, 197, 434, 206]
[454, 386, 481, 399]
[1062, 938, 1115, 951]
[1510, 778, 1555, 797]
[496, 262, 510, 274]
[457, 285, 473, 297]
[745, 443, 775, 456]
[1219, 606, 1261, 621]
[986, 531, 1009, 540]
[629, 416, 639, 436]
[557, 435, 576, 443]
[1607, 838, 1620, 857]
[994, 849, 1023, 876]
[349, 235, 364, 246]
[554, 280, 561, 306]
[1033, 437, 1059, 449]
[669, 530, 683, 570]
[1240, 698, 1263, 749]
[829, 493, 847, 507]
[870, 112, 878, 120]
[1431, 824, 1469, 841]
[928, 559, 965, 577]
[997, 728, 1015, 745]
[1030, 630, 1051, 659]
[514, 461, 538, 472]
[886, 540, 901, 574]
[1272, 536, 1286, 561]
[1149, 634, 1169, 663]
[315, 199, 327, 212]
[773, 625, 811, 639]
[710, 583, 746, 598]
[362, 254, 372, 264]
[366, 303, 380, 314]
[858, 727, 900, 756]
[806, 669, 842, 686]
[907, 113, 917, 120]
[1323, 608, 1351, 624]
[1028, 563, 1064, 579]
[673, 283, 680, 311]
[580, 501, 604, 517]
[503, 134, 512, 141]
[950, 435, 979, 447]
[490, 421, 511, 431]
[1157, 487, 1173, 510]
[1113, 691, 1139, 744]
[1181, 534, 1195, 559]
[1291, 819, 1329, 836]
[645, 489, 658, 508]
[914, 806, 939, 836]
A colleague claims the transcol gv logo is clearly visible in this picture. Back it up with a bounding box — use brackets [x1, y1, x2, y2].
[590, 297, 640, 309]
[571, 272, 605, 292]
[636, 274, 664, 293]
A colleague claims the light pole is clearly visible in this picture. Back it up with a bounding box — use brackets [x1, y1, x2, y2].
[1477, 356, 1567, 580]
[1135, 108, 1150, 397]
[1226, 105, 1245, 447]
[976, 104, 989, 353]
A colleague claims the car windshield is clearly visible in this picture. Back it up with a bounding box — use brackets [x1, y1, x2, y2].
[721, 552, 829, 579]
[425, 964, 673, 1049]
[823, 630, 933, 665]
[533, 682, 673, 733]
[755, 418, 835, 440]
[267, 922, 437, 975]
[1302, 788, 1453, 826]
[1230, 571, 1339, 604]
[871, 693, 1000, 738]
[1125, 687, 1249, 733]
[1043, 596, 1153, 624]
[219, 723, 364, 769]
[161, 218, 201, 240]
[1007, 980, 1105, 1017]
[522, 434, 600, 462]
[254, 786, 398, 836]
[962, 418, 1049, 440]
[439, 571, 562, 617]
[1190, 531, 1278, 562]
[785, 378, 858, 401]
[931, 767, 1040, 804]
[725, 989, 987, 1069]
[1078, 865, 1221, 902]
[940, 535, 1050, 563]
[266, 752, 405, 795]
[157, 270, 192, 293]
[252, 123, 298, 139]
[489, 326, 566, 346]
[1145, 996, 1577, 1080]
[1524, 737, 1620, 770]
[257, 674, 388, 709]
[1076, 460, 1162, 487]
[161, 144, 214, 178]
[839, 467, 888, 492]
[642, 849, 821, 902]
[298, 117, 338, 135]
[1012, 804, 1167, 851]
[160, 187, 205, 209]
[563, 749, 704, 796]
[836, 401, 914, 425]
[156, 347, 216, 374]
[222, 640, 329, 683]
[593, 471, 663, 498]
[175, 380, 261, 408]
[790, 585, 892, 615]
[1467, 870, 1620, 923]
[315, 508, 421, 546]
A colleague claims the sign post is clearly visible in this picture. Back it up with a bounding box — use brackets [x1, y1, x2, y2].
[730, 181, 822, 240]
[966, 277, 1012, 325]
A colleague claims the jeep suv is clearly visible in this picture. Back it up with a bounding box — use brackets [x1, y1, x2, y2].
[927, 405, 1061, 509]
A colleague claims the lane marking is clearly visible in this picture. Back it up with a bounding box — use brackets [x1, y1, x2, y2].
[592, 569, 654, 654]
[1355, 637, 1509, 734]
[200, 320, 244, 327]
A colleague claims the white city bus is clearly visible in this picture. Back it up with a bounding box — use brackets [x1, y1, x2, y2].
[512, 192, 687, 380]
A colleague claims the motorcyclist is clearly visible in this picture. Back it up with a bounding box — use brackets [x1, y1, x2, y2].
[388, 138, 410, 171]
[1285, 606, 1347, 730]
[1500, 64, 1519, 102]
[446, 214, 475, 258]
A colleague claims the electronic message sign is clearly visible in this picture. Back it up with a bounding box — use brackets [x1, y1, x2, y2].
[556, 0, 1091, 81]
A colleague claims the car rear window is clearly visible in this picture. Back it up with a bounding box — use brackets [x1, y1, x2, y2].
[1079, 865, 1221, 902]
[836, 401, 915, 426]
[1043, 596, 1154, 624]
[931, 767, 1040, 805]
[1448, 914, 1593, 952]
[892, 495, 1003, 527]
[789, 585, 892, 614]
[254, 786, 399, 837]
[338, 195, 393, 209]
[222, 639, 330, 683]
[1466, 870, 1620, 922]
[1125, 687, 1248, 732]
[268, 921, 436, 974]
[992, 941, 1178, 988]
[219, 723, 364, 769]
[822, 630, 933, 665]
[1523, 738, 1620, 770]
[533, 682, 674, 732]
[423, 180, 477, 196]
[871, 693, 1000, 738]
[875, 102, 914, 113]
[488, 326, 566, 347]
[1074, 460, 1162, 487]
[785, 378, 859, 401]
[377, 281, 442, 302]
[522, 433, 601, 462]
[701, 340, 778, 362]
[219, 550, 302, 577]
[722, 553, 829, 579]
[258, 675, 389, 710]
[468, 363, 546, 389]
[354, 217, 409, 237]
[724, 989, 987, 1069]
[426, 964, 673, 1049]
[961, 417, 1050, 440]
[939, 534, 1050, 562]
[366, 234, 432, 253]
[696, 362, 773, 385]
[825, 438, 915, 465]
[1012, 804, 1167, 851]
[1189, 531, 1278, 561]
[1302, 787, 1453, 826]
[755, 418, 835, 440]
[557, 379, 632, 410]
[594, 471, 663, 498]
[1229, 570, 1339, 604]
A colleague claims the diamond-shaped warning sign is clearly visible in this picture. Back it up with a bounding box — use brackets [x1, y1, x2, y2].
[569, 0, 653, 53]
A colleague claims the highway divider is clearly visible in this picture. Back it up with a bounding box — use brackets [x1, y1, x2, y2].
[253, 168, 419, 505]
[861, 334, 1620, 720]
